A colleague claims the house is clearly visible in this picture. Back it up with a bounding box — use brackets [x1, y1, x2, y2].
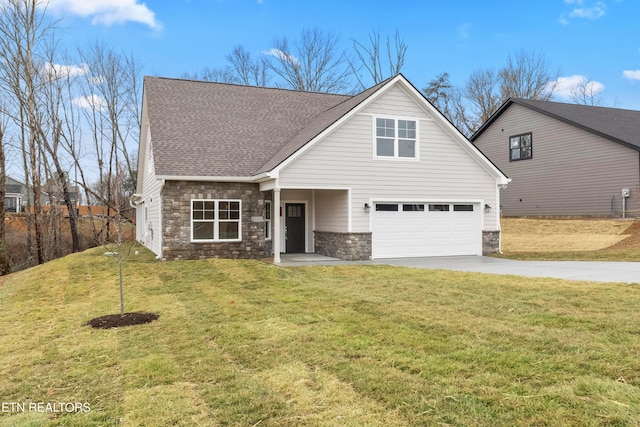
[133, 74, 509, 263]
[5, 176, 28, 213]
[43, 185, 82, 207]
[472, 99, 640, 217]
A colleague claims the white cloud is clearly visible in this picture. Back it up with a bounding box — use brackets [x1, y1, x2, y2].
[263, 48, 300, 66]
[568, 1, 606, 19]
[623, 69, 640, 80]
[48, 0, 162, 30]
[550, 74, 605, 99]
[73, 94, 107, 111]
[42, 62, 88, 80]
[560, 0, 606, 24]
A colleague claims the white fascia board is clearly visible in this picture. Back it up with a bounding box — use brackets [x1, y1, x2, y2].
[136, 90, 149, 194]
[156, 172, 273, 184]
[396, 78, 510, 185]
[156, 175, 256, 183]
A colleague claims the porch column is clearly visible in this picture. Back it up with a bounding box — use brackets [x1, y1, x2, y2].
[273, 188, 281, 264]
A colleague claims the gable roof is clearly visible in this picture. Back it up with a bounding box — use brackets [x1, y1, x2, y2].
[471, 98, 640, 151]
[143, 74, 507, 184]
[145, 77, 352, 178]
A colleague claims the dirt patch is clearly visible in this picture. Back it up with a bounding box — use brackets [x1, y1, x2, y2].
[84, 312, 159, 329]
[605, 221, 640, 250]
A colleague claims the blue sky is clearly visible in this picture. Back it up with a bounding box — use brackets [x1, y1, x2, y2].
[48, 0, 640, 109]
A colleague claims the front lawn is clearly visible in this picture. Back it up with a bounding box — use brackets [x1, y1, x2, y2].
[1, 248, 640, 425]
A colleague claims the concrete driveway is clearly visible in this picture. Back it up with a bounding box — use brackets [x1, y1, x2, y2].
[278, 254, 640, 284]
[372, 256, 640, 284]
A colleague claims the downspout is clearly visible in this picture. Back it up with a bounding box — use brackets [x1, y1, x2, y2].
[497, 184, 506, 255]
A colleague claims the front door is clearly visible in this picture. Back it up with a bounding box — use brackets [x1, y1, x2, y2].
[285, 203, 305, 253]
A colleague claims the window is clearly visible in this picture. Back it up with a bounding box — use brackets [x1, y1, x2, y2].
[264, 200, 272, 240]
[453, 204, 474, 212]
[4, 196, 17, 212]
[510, 133, 532, 161]
[375, 203, 399, 211]
[287, 205, 303, 218]
[403, 204, 425, 212]
[429, 204, 450, 212]
[191, 199, 241, 241]
[375, 117, 417, 159]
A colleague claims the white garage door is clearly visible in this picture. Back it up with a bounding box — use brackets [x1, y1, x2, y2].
[372, 202, 482, 258]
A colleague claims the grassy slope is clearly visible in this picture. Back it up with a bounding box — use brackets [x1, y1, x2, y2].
[1, 248, 640, 426]
[500, 218, 640, 261]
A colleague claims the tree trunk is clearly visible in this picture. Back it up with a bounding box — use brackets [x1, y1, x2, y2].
[0, 125, 8, 275]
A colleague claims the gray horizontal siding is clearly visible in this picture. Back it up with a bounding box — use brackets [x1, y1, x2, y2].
[474, 103, 640, 216]
[279, 84, 500, 231]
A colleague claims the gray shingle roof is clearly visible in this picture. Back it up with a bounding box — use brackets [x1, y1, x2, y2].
[145, 77, 387, 177]
[472, 98, 640, 150]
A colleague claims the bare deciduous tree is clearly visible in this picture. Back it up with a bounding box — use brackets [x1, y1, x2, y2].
[350, 30, 407, 90]
[422, 72, 473, 135]
[82, 166, 135, 317]
[265, 28, 351, 93]
[499, 50, 558, 101]
[433, 50, 559, 136]
[77, 41, 141, 241]
[226, 45, 268, 86]
[0, 0, 56, 265]
[569, 77, 604, 106]
[0, 109, 7, 273]
[39, 50, 81, 253]
[464, 68, 502, 132]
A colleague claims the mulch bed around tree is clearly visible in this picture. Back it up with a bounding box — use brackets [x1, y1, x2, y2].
[84, 312, 159, 329]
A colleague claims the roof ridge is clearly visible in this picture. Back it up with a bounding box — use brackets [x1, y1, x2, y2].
[144, 75, 353, 97]
[513, 97, 640, 113]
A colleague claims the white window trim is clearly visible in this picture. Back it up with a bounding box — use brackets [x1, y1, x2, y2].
[190, 199, 242, 243]
[264, 200, 272, 240]
[373, 115, 420, 161]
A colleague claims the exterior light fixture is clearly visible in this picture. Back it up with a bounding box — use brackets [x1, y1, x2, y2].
[484, 204, 491, 213]
[364, 202, 371, 213]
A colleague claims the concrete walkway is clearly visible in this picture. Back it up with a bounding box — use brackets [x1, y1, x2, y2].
[277, 254, 640, 284]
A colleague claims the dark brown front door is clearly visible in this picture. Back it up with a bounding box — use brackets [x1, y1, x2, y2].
[285, 203, 305, 253]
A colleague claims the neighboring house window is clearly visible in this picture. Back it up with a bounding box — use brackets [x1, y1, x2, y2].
[375, 117, 417, 159]
[510, 133, 532, 161]
[264, 200, 272, 240]
[191, 199, 241, 242]
[4, 196, 18, 212]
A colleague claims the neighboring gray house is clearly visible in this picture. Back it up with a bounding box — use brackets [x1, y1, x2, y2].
[5, 176, 28, 213]
[133, 74, 509, 263]
[42, 185, 82, 207]
[472, 98, 640, 217]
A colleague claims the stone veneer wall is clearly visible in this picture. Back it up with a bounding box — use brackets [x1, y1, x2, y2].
[314, 231, 371, 261]
[482, 230, 501, 255]
[162, 181, 269, 260]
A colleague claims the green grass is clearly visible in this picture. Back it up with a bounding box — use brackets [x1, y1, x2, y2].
[2, 247, 640, 426]
[495, 248, 640, 261]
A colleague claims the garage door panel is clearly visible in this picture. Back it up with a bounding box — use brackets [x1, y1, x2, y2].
[372, 202, 481, 258]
